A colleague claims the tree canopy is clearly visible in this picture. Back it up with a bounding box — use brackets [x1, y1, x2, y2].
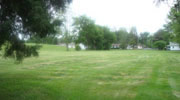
[73, 16, 115, 50]
[0, 0, 72, 61]
[114, 28, 129, 49]
[157, 0, 180, 43]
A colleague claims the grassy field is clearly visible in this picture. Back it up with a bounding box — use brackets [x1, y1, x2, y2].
[0, 44, 180, 100]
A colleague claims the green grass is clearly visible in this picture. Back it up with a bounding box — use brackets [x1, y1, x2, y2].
[0, 44, 180, 100]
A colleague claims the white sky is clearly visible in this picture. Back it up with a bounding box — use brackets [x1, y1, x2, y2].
[68, 0, 172, 34]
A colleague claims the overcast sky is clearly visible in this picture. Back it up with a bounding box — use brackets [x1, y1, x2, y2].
[68, 0, 172, 34]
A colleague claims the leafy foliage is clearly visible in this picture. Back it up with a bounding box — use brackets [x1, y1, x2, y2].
[114, 28, 129, 49]
[154, 40, 166, 50]
[167, 6, 180, 43]
[72, 15, 172, 50]
[158, 0, 180, 43]
[26, 35, 59, 45]
[75, 44, 81, 51]
[0, 0, 72, 61]
[101, 26, 116, 50]
[139, 32, 150, 47]
[73, 16, 115, 50]
[153, 29, 170, 43]
[128, 27, 138, 48]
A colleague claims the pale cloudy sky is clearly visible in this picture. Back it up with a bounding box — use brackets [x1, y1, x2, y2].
[68, 0, 172, 34]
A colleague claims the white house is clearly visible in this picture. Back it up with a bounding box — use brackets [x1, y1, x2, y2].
[137, 45, 143, 49]
[111, 44, 120, 49]
[79, 43, 86, 50]
[58, 43, 75, 48]
[127, 45, 133, 50]
[167, 42, 180, 51]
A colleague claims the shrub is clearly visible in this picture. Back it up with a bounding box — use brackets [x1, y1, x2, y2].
[154, 40, 166, 50]
[75, 44, 81, 51]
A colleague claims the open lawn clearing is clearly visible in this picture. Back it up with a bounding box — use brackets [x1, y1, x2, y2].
[0, 44, 180, 100]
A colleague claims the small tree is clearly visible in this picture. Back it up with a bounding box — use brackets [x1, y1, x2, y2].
[128, 27, 138, 49]
[100, 26, 115, 50]
[154, 40, 166, 50]
[114, 28, 129, 49]
[139, 32, 150, 48]
[75, 44, 81, 51]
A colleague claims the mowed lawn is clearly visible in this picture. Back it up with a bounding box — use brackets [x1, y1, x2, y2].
[0, 44, 180, 100]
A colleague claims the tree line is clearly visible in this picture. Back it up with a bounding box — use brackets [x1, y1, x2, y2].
[1, 0, 180, 61]
[28, 15, 171, 50]
[25, 0, 180, 51]
[73, 15, 172, 50]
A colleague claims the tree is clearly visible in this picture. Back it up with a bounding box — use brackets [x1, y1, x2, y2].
[114, 28, 129, 49]
[157, 0, 180, 43]
[73, 16, 102, 50]
[73, 16, 115, 50]
[0, 0, 72, 61]
[146, 35, 154, 48]
[139, 32, 150, 47]
[62, 28, 74, 51]
[167, 6, 180, 43]
[154, 40, 166, 50]
[153, 29, 170, 44]
[26, 35, 59, 45]
[101, 26, 115, 50]
[128, 27, 138, 49]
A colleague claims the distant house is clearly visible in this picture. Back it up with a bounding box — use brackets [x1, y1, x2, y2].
[137, 45, 143, 49]
[127, 45, 143, 50]
[79, 43, 86, 50]
[58, 43, 75, 48]
[111, 44, 120, 49]
[167, 42, 180, 51]
[127, 45, 133, 50]
[68, 43, 75, 48]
